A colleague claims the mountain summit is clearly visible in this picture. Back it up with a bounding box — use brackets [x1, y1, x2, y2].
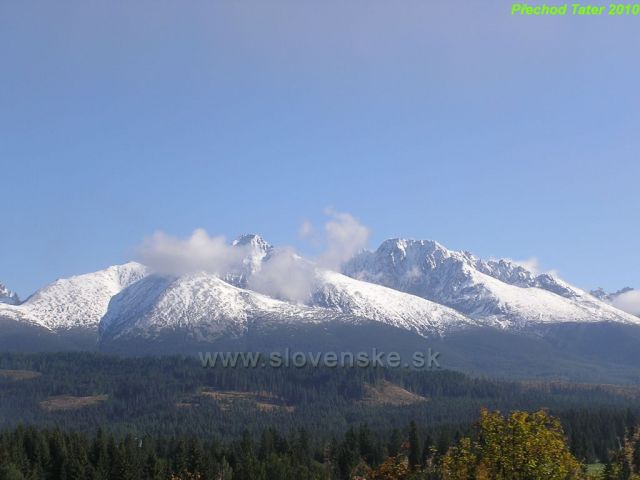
[342, 238, 638, 328]
[224, 234, 274, 288]
[0, 262, 148, 331]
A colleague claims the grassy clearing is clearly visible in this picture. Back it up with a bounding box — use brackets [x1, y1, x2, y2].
[361, 380, 427, 406]
[40, 394, 108, 412]
[0, 369, 42, 381]
[190, 389, 295, 412]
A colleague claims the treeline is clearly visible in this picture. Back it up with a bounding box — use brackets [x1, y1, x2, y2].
[0, 353, 639, 464]
[0, 425, 325, 480]
[1, 409, 634, 480]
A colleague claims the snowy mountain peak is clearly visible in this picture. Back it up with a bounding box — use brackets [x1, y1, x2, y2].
[377, 238, 446, 257]
[0, 282, 20, 305]
[99, 271, 346, 343]
[344, 238, 639, 328]
[232, 234, 272, 252]
[0, 262, 148, 330]
[352, 238, 580, 299]
[224, 234, 274, 288]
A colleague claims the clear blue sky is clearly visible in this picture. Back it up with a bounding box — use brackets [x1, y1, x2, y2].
[1, 1, 638, 297]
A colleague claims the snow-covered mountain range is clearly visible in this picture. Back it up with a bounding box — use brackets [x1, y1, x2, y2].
[1, 235, 638, 350]
[342, 239, 637, 328]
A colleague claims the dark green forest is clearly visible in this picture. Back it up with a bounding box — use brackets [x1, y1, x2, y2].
[1, 353, 640, 479]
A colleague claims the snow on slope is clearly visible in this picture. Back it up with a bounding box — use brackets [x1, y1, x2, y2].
[223, 242, 474, 337]
[474, 257, 581, 298]
[99, 236, 639, 342]
[343, 239, 640, 328]
[309, 270, 473, 336]
[100, 267, 473, 342]
[99, 272, 343, 341]
[0, 262, 148, 331]
[2, 235, 637, 344]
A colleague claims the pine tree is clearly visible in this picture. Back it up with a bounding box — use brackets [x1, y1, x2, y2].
[632, 437, 640, 473]
[218, 457, 233, 480]
[387, 429, 402, 457]
[619, 457, 631, 480]
[234, 430, 260, 480]
[602, 461, 615, 480]
[408, 421, 421, 470]
[294, 427, 310, 466]
[422, 434, 433, 465]
[334, 429, 360, 480]
[144, 452, 162, 480]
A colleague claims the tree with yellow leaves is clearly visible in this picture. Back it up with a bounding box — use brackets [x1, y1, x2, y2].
[442, 409, 584, 480]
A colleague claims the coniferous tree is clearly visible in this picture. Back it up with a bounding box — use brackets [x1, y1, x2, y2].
[619, 456, 631, 480]
[387, 429, 402, 457]
[632, 437, 640, 472]
[408, 421, 421, 470]
[602, 461, 615, 480]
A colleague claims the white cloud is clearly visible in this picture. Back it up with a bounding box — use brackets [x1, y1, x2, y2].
[137, 229, 247, 276]
[135, 209, 370, 304]
[250, 209, 370, 302]
[611, 290, 640, 316]
[502, 257, 559, 278]
[247, 248, 315, 304]
[317, 208, 370, 270]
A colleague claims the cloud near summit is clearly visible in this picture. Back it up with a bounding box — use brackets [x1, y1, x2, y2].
[135, 210, 370, 302]
[136, 229, 247, 277]
[611, 290, 640, 316]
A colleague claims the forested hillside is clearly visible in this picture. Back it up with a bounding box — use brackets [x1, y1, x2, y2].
[1, 352, 639, 469]
[2, 409, 640, 479]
